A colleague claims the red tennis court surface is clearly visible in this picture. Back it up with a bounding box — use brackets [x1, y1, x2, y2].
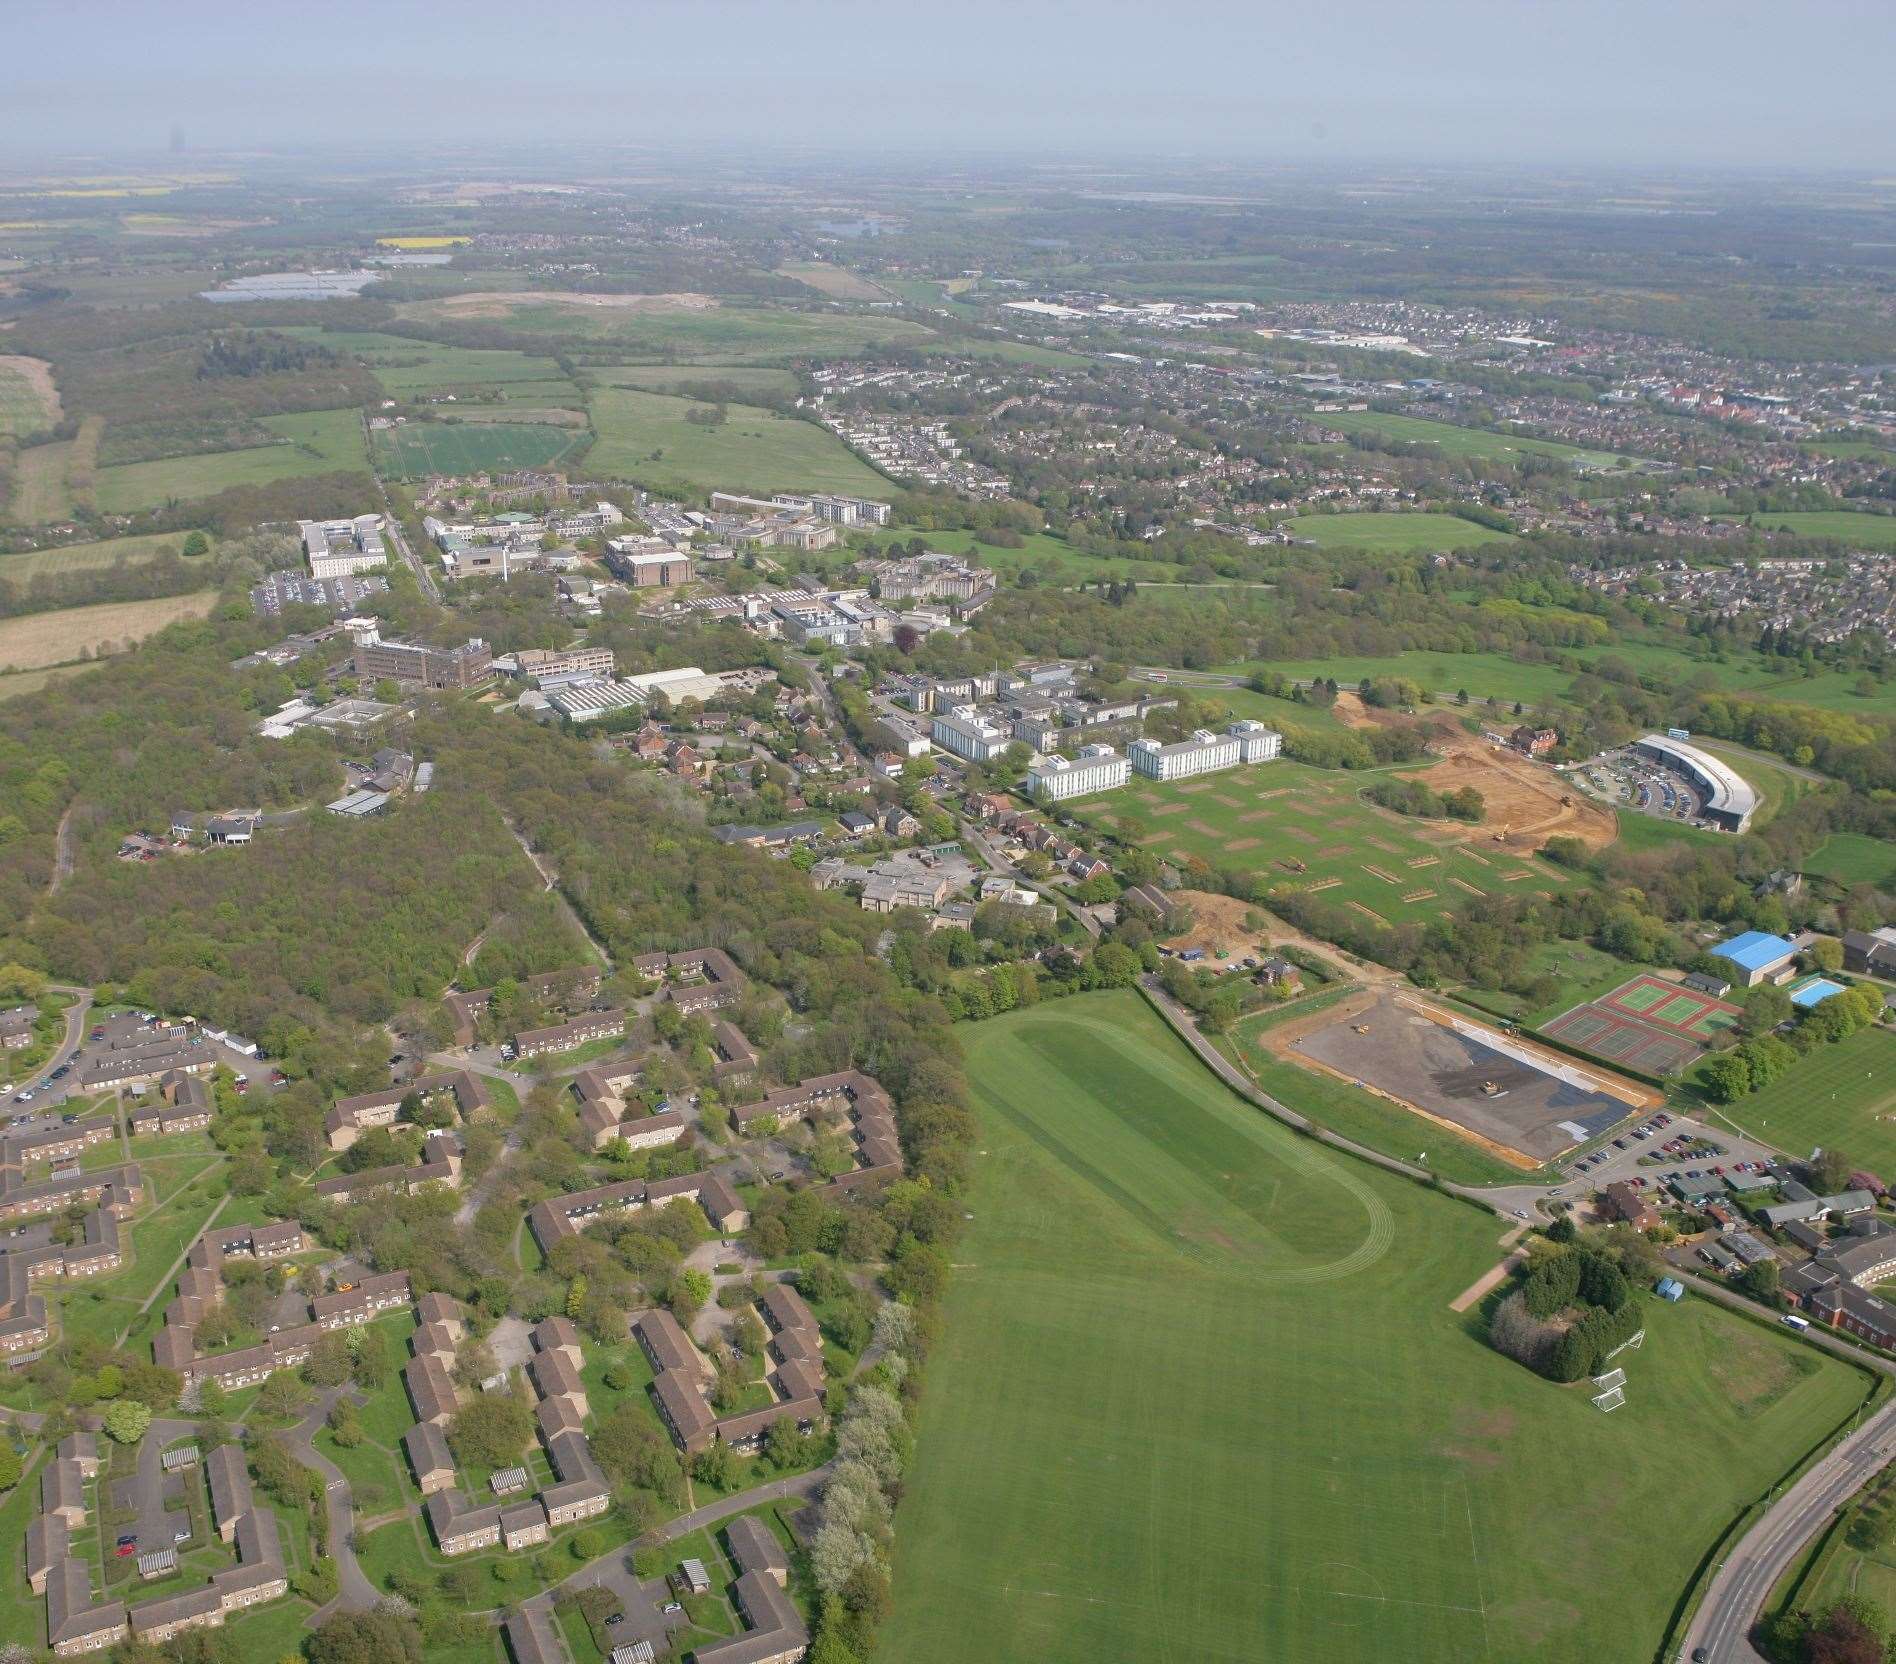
[1543, 975, 1742, 1076]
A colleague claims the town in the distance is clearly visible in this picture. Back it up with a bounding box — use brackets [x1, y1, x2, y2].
[2, 43, 1896, 1664]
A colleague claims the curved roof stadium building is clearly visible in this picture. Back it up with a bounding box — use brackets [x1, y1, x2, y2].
[1631, 734, 1758, 833]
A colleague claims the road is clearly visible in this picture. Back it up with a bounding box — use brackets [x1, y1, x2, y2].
[958, 815, 1102, 939]
[1150, 976, 1896, 1656]
[286, 1388, 381, 1613]
[519, 1464, 833, 1656]
[1681, 1400, 1896, 1662]
[431, 1052, 541, 1226]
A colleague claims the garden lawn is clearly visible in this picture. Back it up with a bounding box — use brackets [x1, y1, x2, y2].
[1282, 512, 1516, 552]
[586, 388, 889, 497]
[93, 409, 368, 513]
[1071, 759, 1581, 931]
[882, 992, 1873, 1664]
[1701, 1026, 1896, 1174]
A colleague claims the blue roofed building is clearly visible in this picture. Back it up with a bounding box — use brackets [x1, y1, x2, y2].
[1710, 930, 1799, 988]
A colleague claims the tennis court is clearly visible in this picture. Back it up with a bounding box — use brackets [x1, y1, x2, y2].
[1543, 974, 1743, 1076]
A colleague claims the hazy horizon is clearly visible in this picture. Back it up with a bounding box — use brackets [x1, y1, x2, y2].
[4, 0, 1893, 172]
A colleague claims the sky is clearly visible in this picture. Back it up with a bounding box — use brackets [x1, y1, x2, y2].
[3, 0, 1892, 171]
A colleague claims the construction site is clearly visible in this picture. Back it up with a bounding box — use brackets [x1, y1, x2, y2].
[1269, 988, 1660, 1166]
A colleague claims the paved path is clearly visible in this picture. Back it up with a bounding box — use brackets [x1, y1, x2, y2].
[958, 816, 1101, 938]
[116, 1187, 229, 1346]
[1447, 1227, 1527, 1313]
[430, 1053, 541, 1226]
[502, 815, 612, 968]
[285, 1388, 380, 1613]
[49, 804, 77, 893]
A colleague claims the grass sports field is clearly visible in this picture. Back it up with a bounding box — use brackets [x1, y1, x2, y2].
[883, 992, 1872, 1664]
[1803, 832, 1896, 888]
[0, 590, 219, 672]
[1283, 512, 1516, 552]
[372, 420, 579, 478]
[586, 387, 888, 496]
[1307, 409, 1630, 471]
[1073, 760, 1580, 929]
[94, 409, 367, 513]
[1707, 1025, 1896, 1173]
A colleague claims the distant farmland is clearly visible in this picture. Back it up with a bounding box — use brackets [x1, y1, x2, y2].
[0, 591, 219, 672]
[93, 409, 368, 514]
[372, 420, 581, 479]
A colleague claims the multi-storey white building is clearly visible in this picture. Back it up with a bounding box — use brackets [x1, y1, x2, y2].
[300, 515, 387, 581]
[1130, 722, 1281, 781]
[1027, 743, 1130, 802]
[931, 704, 1012, 763]
[1229, 720, 1283, 762]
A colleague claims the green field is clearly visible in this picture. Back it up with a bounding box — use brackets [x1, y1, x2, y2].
[1073, 759, 1578, 929]
[0, 360, 55, 436]
[94, 408, 368, 513]
[586, 387, 888, 496]
[1217, 637, 1862, 712]
[1308, 409, 1631, 471]
[1283, 513, 1517, 552]
[589, 364, 801, 396]
[277, 328, 583, 405]
[882, 524, 1176, 585]
[398, 298, 937, 364]
[1803, 832, 1896, 888]
[882, 992, 1872, 1664]
[1691, 738, 1814, 829]
[373, 420, 580, 479]
[6, 437, 79, 524]
[1707, 1026, 1896, 1174]
[1752, 512, 1896, 548]
[0, 529, 206, 580]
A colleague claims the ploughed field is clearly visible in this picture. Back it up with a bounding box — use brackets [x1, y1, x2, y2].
[882, 991, 1871, 1664]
